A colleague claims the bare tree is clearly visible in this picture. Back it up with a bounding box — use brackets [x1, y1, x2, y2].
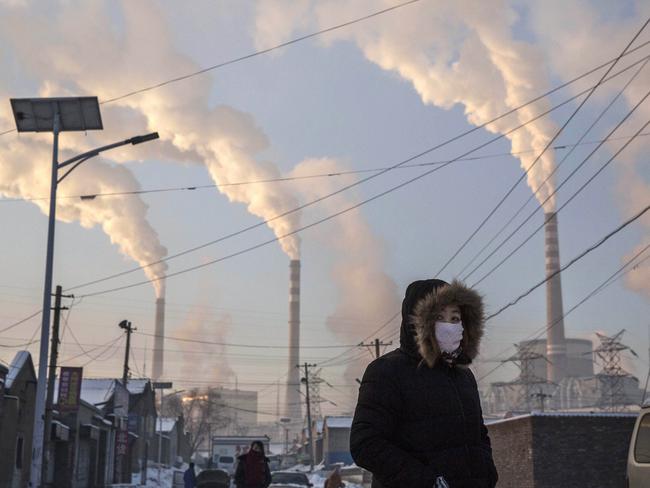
[163, 388, 230, 459]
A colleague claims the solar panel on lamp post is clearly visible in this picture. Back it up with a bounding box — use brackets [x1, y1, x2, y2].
[10, 97, 159, 488]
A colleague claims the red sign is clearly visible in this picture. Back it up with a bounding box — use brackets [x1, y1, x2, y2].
[57, 367, 83, 411]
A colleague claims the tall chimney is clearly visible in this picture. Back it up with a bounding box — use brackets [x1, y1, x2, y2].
[544, 212, 568, 383]
[152, 297, 165, 381]
[285, 260, 302, 421]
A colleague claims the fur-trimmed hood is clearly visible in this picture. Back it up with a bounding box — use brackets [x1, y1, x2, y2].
[400, 279, 485, 368]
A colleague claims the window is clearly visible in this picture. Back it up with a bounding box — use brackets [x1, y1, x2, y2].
[270, 472, 310, 486]
[15, 436, 23, 470]
[218, 456, 234, 463]
[635, 413, 650, 463]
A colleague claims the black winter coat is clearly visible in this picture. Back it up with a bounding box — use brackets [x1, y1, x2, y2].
[350, 279, 498, 488]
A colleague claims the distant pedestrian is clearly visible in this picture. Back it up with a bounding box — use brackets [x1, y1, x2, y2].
[350, 279, 498, 488]
[184, 462, 197, 488]
[234, 441, 272, 488]
[324, 467, 345, 488]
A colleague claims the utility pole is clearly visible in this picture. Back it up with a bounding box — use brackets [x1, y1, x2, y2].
[359, 338, 392, 359]
[119, 320, 136, 386]
[531, 389, 552, 412]
[299, 363, 317, 471]
[643, 323, 650, 406]
[42, 285, 70, 486]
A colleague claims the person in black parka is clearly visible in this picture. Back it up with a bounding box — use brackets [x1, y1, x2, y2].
[350, 279, 498, 488]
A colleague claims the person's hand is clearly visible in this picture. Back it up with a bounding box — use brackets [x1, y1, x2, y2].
[434, 476, 450, 488]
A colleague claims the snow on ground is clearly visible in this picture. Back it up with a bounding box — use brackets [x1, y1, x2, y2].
[129, 462, 364, 488]
[307, 471, 363, 488]
[131, 463, 185, 487]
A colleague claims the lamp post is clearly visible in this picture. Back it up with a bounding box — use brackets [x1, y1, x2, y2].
[10, 97, 159, 487]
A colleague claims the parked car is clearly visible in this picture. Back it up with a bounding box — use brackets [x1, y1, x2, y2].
[196, 468, 231, 488]
[627, 402, 650, 488]
[269, 471, 313, 487]
[215, 454, 236, 475]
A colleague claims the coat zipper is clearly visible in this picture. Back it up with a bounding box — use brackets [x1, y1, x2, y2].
[447, 368, 471, 460]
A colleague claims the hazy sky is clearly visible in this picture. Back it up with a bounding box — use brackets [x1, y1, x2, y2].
[1, 0, 650, 419]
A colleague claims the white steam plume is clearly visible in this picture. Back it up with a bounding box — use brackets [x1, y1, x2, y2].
[290, 158, 401, 382]
[526, 0, 650, 299]
[0, 0, 301, 264]
[254, 0, 560, 211]
[0, 117, 169, 296]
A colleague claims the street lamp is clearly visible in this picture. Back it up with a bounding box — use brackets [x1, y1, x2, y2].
[10, 96, 160, 488]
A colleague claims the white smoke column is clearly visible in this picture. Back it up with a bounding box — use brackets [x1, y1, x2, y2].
[0, 122, 168, 295]
[290, 158, 401, 382]
[525, 0, 650, 299]
[0, 1, 301, 262]
[255, 0, 559, 211]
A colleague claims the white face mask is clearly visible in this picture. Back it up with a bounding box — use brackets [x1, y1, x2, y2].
[434, 322, 464, 353]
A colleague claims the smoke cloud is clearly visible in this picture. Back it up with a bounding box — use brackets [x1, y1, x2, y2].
[254, 0, 560, 211]
[0, 0, 302, 285]
[525, 0, 650, 299]
[290, 158, 401, 381]
[0, 127, 169, 296]
[176, 305, 235, 383]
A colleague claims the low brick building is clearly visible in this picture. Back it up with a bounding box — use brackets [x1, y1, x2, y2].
[487, 411, 637, 488]
[0, 351, 37, 488]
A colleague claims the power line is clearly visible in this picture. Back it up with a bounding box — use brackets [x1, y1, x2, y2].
[456, 56, 650, 279]
[463, 79, 650, 283]
[4, 132, 650, 205]
[0, 309, 42, 334]
[478, 241, 650, 384]
[0, 321, 41, 348]
[0, 0, 425, 138]
[471, 113, 650, 287]
[99, 0, 424, 105]
[57, 334, 123, 365]
[80, 336, 124, 368]
[133, 331, 360, 349]
[433, 17, 650, 278]
[484, 202, 650, 322]
[317, 311, 400, 367]
[63, 53, 650, 295]
[72, 57, 650, 299]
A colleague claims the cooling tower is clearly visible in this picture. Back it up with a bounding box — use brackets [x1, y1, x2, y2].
[152, 297, 165, 381]
[544, 212, 568, 383]
[285, 260, 302, 421]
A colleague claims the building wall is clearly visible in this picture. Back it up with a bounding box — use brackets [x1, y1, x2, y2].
[213, 388, 258, 430]
[531, 415, 635, 488]
[0, 364, 36, 488]
[128, 387, 157, 475]
[488, 414, 637, 488]
[487, 416, 535, 488]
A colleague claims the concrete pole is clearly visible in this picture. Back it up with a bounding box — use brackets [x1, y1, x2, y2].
[303, 363, 314, 471]
[42, 285, 65, 485]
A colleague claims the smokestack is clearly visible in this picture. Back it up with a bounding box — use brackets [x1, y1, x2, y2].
[285, 260, 302, 421]
[544, 212, 568, 383]
[152, 297, 165, 380]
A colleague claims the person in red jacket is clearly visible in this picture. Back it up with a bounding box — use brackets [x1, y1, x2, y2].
[234, 441, 272, 488]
